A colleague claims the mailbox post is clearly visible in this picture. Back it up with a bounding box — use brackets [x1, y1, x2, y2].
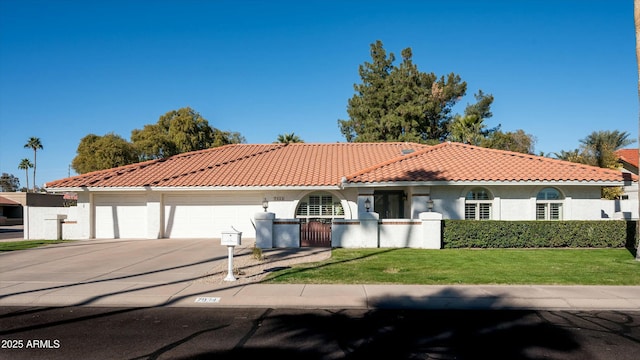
[221, 227, 242, 281]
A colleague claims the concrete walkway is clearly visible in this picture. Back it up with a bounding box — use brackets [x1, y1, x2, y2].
[1, 238, 639, 310]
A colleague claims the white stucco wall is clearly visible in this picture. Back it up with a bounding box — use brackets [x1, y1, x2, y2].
[379, 219, 423, 247]
[48, 189, 359, 240]
[24, 206, 77, 240]
[430, 185, 608, 221]
[332, 214, 379, 248]
[41, 183, 627, 241]
[273, 219, 300, 247]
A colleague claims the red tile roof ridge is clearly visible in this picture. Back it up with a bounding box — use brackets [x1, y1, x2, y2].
[144, 143, 286, 186]
[346, 141, 630, 182]
[441, 142, 632, 176]
[344, 142, 440, 181]
[45, 157, 166, 188]
[44, 143, 284, 188]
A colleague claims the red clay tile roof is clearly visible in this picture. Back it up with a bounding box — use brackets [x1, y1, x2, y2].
[616, 148, 638, 168]
[45, 142, 631, 189]
[347, 142, 631, 184]
[45, 143, 429, 188]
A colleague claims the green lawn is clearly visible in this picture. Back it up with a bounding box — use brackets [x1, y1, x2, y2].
[0, 240, 73, 252]
[263, 248, 640, 285]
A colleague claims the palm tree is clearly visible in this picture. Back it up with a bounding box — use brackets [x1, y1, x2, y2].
[276, 132, 304, 144]
[18, 158, 33, 192]
[553, 149, 585, 164]
[579, 130, 635, 168]
[448, 114, 487, 146]
[24, 137, 43, 191]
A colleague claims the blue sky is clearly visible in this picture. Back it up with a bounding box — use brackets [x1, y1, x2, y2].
[0, 0, 637, 189]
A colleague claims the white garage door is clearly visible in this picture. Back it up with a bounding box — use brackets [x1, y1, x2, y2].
[164, 194, 257, 238]
[94, 195, 147, 239]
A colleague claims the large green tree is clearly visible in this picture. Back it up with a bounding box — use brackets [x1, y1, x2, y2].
[132, 107, 245, 160]
[72, 133, 139, 174]
[0, 173, 19, 192]
[447, 90, 498, 145]
[71, 107, 245, 174]
[481, 129, 536, 154]
[23, 137, 43, 191]
[339, 41, 486, 143]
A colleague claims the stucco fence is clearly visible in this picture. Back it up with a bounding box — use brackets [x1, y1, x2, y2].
[23, 206, 79, 240]
[255, 212, 443, 249]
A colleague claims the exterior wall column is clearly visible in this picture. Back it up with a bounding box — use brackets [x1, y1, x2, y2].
[146, 192, 163, 239]
[75, 191, 92, 239]
[255, 212, 275, 248]
[420, 212, 443, 249]
[44, 214, 67, 240]
[357, 192, 374, 217]
[411, 190, 431, 219]
[564, 195, 572, 220]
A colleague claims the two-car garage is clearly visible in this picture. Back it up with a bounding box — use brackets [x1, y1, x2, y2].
[93, 193, 260, 239]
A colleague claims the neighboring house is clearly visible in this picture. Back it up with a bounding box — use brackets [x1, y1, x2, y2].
[615, 148, 639, 207]
[616, 148, 638, 176]
[0, 195, 22, 225]
[42, 142, 633, 241]
[0, 192, 66, 226]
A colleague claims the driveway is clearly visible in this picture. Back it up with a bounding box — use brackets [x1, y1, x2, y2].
[2, 239, 639, 310]
[0, 238, 237, 307]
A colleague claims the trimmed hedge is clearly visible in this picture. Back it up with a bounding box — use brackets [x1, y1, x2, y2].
[442, 220, 638, 249]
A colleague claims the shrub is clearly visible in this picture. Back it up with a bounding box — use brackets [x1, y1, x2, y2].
[442, 220, 637, 249]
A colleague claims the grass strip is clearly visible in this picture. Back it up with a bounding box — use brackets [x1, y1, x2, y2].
[263, 248, 640, 285]
[0, 240, 73, 252]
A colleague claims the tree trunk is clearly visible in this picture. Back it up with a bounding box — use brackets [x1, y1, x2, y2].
[32, 150, 37, 192]
[635, 0, 640, 260]
[24, 169, 29, 193]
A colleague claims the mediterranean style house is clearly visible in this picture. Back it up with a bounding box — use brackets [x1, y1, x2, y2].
[40, 142, 633, 241]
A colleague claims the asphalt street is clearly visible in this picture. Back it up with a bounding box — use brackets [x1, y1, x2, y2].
[1, 228, 640, 359]
[1, 306, 640, 360]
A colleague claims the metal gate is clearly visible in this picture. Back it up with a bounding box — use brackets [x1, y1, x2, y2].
[300, 220, 331, 247]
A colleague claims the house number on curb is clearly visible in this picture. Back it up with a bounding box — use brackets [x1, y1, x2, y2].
[195, 297, 221, 303]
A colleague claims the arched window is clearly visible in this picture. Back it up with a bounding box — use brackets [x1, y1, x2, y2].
[296, 192, 344, 222]
[536, 187, 563, 220]
[465, 188, 492, 220]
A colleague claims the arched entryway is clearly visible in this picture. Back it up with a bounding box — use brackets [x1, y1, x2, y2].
[295, 192, 344, 247]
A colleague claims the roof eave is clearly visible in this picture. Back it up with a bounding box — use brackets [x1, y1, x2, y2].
[343, 180, 629, 187]
[46, 185, 343, 192]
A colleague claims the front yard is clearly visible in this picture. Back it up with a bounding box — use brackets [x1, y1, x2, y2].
[263, 248, 640, 285]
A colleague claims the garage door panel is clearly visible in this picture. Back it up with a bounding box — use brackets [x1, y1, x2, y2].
[164, 195, 216, 238]
[164, 194, 258, 239]
[94, 195, 146, 239]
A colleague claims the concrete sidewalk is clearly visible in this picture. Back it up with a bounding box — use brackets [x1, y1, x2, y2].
[1, 239, 639, 310]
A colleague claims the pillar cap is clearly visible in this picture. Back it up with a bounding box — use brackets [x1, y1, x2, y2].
[419, 212, 443, 220]
[255, 212, 275, 220]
